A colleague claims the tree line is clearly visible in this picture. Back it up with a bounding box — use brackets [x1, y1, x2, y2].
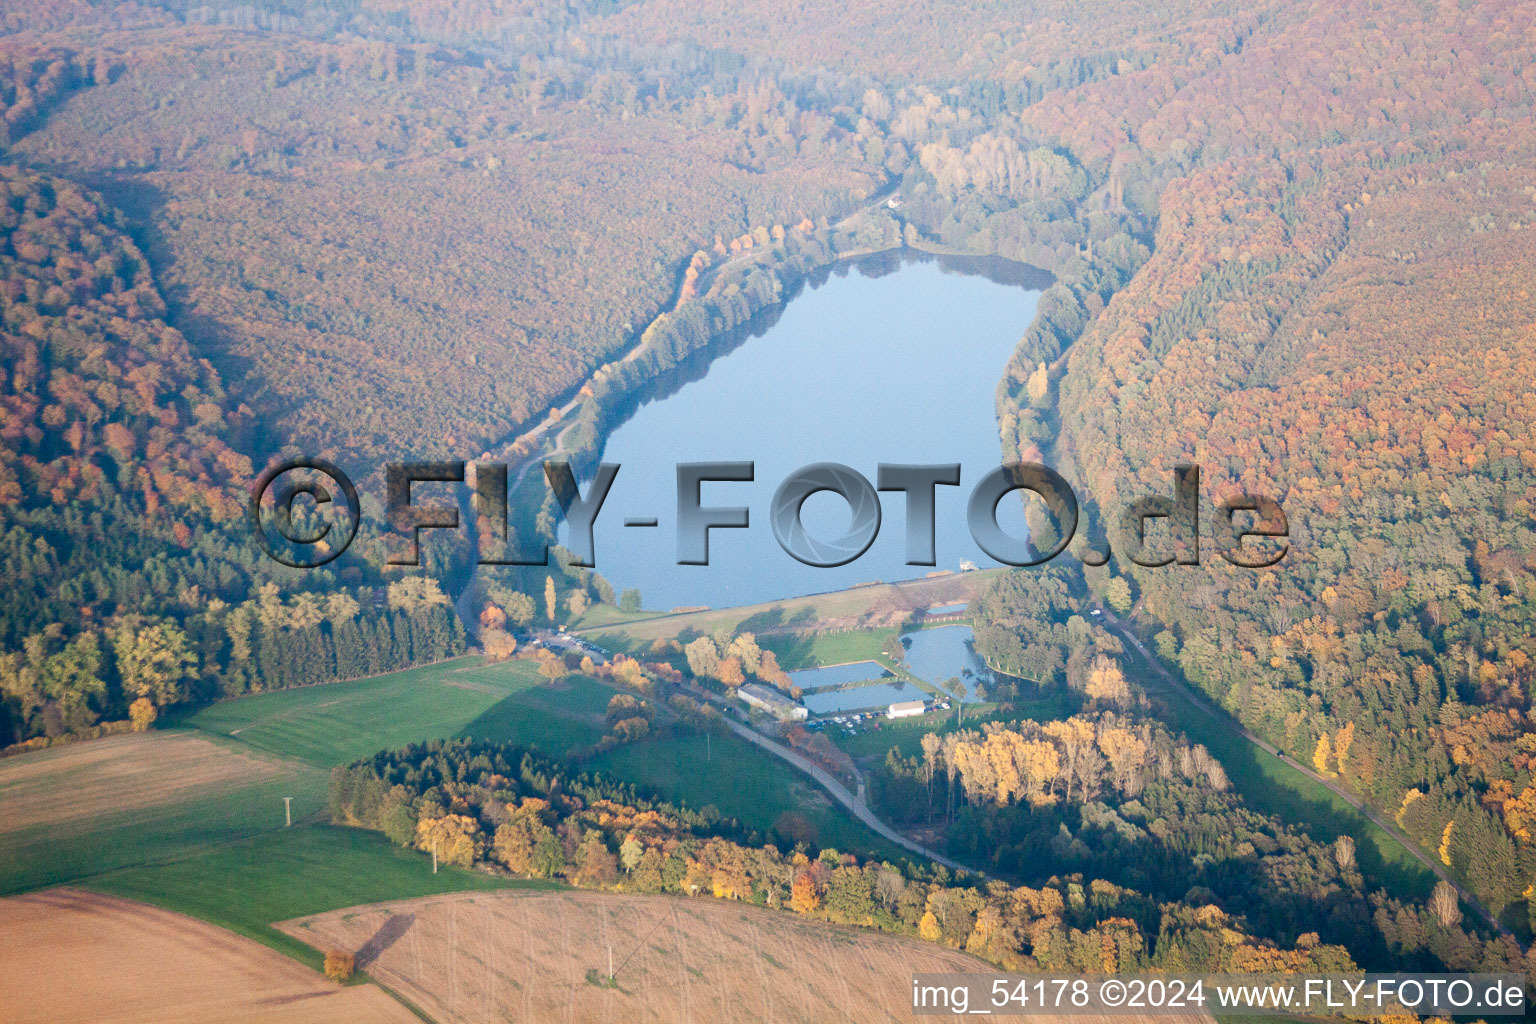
[330, 736, 1361, 975]
[876, 712, 1533, 980]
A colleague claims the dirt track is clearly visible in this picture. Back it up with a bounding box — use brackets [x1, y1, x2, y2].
[282, 889, 1216, 1024]
[0, 888, 417, 1024]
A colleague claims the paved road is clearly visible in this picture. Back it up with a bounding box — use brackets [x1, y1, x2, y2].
[720, 718, 981, 877]
[1101, 606, 1510, 938]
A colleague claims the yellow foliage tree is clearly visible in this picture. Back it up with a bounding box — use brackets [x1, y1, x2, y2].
[323, 950, 355, 982]
[481, 628, 517, 661]
[128, 696, 157, 731]
[1085, 655, 1130, 706]
[1312, 733, 1333, 775]
[789, 873, 820, 914]
[1025, 361, 1049, 403]
[1096, 727, 1148, 794]
[416, 814, 484, 868]
[1503, 784, 1536, 840]
[1334, 722, 1354, 774]
[1018, 739, 1060, 805]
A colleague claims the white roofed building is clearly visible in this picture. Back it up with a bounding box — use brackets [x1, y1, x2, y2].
[738, 683, 808, 722]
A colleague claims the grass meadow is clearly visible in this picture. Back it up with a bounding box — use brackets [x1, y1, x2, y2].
[2, 648, 917, 966]
[0, 657, 580, 922]
[758, 627, 893, 670]
[588, 731, 906, 861]
[181, 657, 534, 767]
[89, 824, 557, 969]
[1145, 670, 1438, 899]
[0, 734, 326, 895]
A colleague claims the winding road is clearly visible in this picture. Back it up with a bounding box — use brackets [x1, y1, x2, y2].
[721, 717, 982, 877]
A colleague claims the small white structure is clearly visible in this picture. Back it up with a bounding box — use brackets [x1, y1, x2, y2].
[887, 700, 926, 719]
[738, 683, 808, 722]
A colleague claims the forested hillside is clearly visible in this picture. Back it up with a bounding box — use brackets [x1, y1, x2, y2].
[1055, 129, 1536, 921]
[1030, 4, 1536, 930]
[586, 0, 1536, 943]
[1, 0, 1534, 960]
[9, 12, 884, 464]
[0, 165, 464, 747]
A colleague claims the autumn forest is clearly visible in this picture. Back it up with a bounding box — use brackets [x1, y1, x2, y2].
[3, 0, 1536, 997]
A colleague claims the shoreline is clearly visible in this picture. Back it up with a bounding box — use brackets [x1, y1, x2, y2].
[474, 206, 1055, 534]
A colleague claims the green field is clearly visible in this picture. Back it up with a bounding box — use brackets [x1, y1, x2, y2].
[586, 732, 909, 862]
[1, 634, 951, 982]
[457, 671, 612, 753]
[588, 620, 900, 674]
[0, 655, 544, 895]
[759, 628, 894, 671]
[182, 657, 539, 767]
[577, 570, 1002, 650]
[89, 823, 556, 969]
[3, 647, 916, 916]
[572, 602, 655, 629]
[0, 657, 585, 909]
[1124, 643, 1437, 899]
[0, 738, 326, 895]
[185, 656, 618, 765]
[443, 665, 924, 863]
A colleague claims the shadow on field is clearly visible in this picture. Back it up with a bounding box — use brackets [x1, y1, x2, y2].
[356, 913, 415, 968]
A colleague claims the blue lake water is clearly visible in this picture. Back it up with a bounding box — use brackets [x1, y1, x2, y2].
[787, 661, 891, 691]
[569, 251, 1047, 611]
[902, 625, 991, 703]
[802, 677, 930, 715]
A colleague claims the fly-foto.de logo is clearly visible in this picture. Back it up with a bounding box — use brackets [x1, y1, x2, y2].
[248, 460, 1287, 571]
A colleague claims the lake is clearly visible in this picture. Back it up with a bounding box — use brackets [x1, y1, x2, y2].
[571, 251, 1048, 611]
[902, 625, 991, 703]
[801, 678, 931, 715]
[787, 661, 891, 691]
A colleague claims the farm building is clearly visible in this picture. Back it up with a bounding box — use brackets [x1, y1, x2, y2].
[887, 700, 925, 719]
[738, 683, 808, 722]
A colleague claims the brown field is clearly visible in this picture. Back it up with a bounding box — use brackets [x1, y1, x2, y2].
[0, 888, 418, 1024]
[282, 890, 1214, 1024]
[0, 733, 284, 831]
